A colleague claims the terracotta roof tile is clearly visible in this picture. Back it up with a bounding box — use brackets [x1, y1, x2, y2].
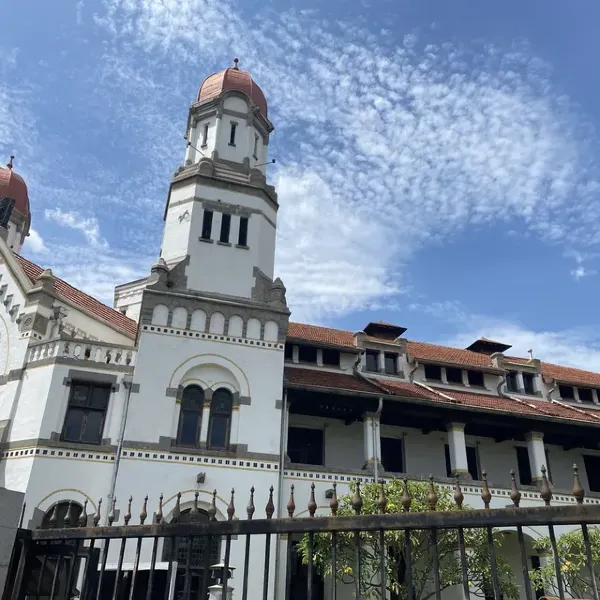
[287, 322, 356, 348]
[372, 378, 440, 401]
[15, 255, 137, 338]
[406, 340, 495, 368]
[284, 367, 381, 394]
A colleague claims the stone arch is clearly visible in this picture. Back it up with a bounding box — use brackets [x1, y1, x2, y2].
[209, 312, 225, 335]
[152, 304, 169, 326]
[190, 309, 207, 331]
[246, 317, 261, 340]
[172, 306, 188, 329]
[264, 320, 278, 342]
[228, 314, 243, 337]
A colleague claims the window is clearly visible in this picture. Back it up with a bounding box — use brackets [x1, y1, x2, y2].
[229, 122, 237, 145]
[516, 446, 532, 485]
[506, 371, 519, 393]
[559, 384, 574, 399]
[62, 382, 111, 444]
[578, 387, 594, 403]
[467, 370, 484, 387]
[523, 372, 536, 395]
[381, 437, 404, 473]
[444, 444, 480, 480]
[219, 213, 231, 243]
[284, 343, 294, 360]
[287, 427, 324, 465]
[253, 134, 259, 158]
[41, 501, 83, 529]
[384, 353, 398, 375]
[446, 367, 463, 384]
[176, 386, 204, 447]
[298, 345, 318, 363]
[202, 123, 209, 146]
[208, 388, 233, 450]
[365, 350, 379, 372]
[424, 364, 442, 381]
[201, 210, 213, 240]
[584, 455, 600, 492]
[322, 348, 340, 367]
[238, 217, 249, 246]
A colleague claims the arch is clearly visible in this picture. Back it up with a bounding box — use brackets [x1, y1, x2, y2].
[152, 304, 169, 326]
[172, 306, 188, 329]
[41, 500, 84, 529]
[264, 320, 279, 342]
[208, 388, 233, 450]
[209, 312, 225, 335]
[35, 488, 97, 514]
[227, 315, 243, 337]
[176, 385, 204, 447]
[246, 317, 261, 339]
[190, 309, 207, 331]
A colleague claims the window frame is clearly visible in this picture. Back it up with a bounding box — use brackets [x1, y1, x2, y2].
[298, 345, 318, 364]
[467, 370, 485, 387]
[424, 364, 442, 381]
[444, 443, 480, 480]
[176, 385, 205, 448]
[322, 348, 340, 367]
[578, 387, 593, 403]
[219, 213, 231, 243]
[253, 134, 259, 159]
[381, 436, 405, 473]
[61, 381, 111, 445]
[515, 445, 532, 486]
[559, 384, 575, 399]
[287, 426, 324, 466]
[201, 210, 213, 240]
[384, 352, 398, 375]
[229, 122, 237, 146]
[446, 367, 463, 385]
[202, 123, 209, 147]
[506, 371, 520, 393]
[583, 454, 600, 492]
[208, 388, 233, 450]
[238, 217, 249, 246]
[522, 372, 536, 395]
[365, 350, 379, 372]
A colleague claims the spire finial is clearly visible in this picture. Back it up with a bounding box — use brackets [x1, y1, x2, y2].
[233, 57, 239, 70]
[7, 155, 14, 170]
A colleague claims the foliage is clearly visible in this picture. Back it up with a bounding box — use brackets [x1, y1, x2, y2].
[297, 479, 519, 600]
[529, 527, 600, 599]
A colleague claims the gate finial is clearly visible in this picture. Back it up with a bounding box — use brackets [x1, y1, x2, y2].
[510, 470, 521, 508]
[308, 483, 317, 518]
[481, 471, 491, 509]
[140, 495, 148, 525]
[265, 486, 275, 519]
[572, 464, 585, 504]
[540, 465, 552, 506]
[287, 484, 295, 518]
[402, 477, 412, 513]
[454, 477, 464, 509]
[330, 482, 339, 516]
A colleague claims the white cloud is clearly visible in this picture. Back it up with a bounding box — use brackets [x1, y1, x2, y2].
[565, 249, 597, 281]
[26, 228, 47, 254]
[44, 208, 108, 250]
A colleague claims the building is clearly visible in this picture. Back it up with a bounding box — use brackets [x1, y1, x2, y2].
[1, 60, 600, 599]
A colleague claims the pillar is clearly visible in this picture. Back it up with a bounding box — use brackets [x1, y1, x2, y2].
[377, 351, 385, 373]
[441, 368, 449, 384]
[515, 372, 526, 394]
[229, 407, 240, 447]
[316, 348, 323, 367]
[363, 412, 381, 469]
[526, 432, 546, 483]
[447, 423, 470, 480]
[200, 392, 212, 446]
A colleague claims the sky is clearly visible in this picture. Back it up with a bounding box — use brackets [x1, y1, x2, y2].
[2, 0, 600, 370]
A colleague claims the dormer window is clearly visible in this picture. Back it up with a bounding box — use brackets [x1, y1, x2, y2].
[559, 385, 574, 400]
[384, 353, 397, 375]
[467, 370, 484, 387]
[522, 372, 536, 395]
[298, 345, 317, 364]
[284, 343, 294, 360]
[365, 350, 379, 372]
[322, 349, 340, 367]
[424, 364, 442, 381]
[578, 387, 593, 403]
[229, 122, 237, 146]
[446, 367, 463, 385]
[506, 371, 519, 393]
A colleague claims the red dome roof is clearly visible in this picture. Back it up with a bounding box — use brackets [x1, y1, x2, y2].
[197, 59, 268, 118]
[0, 157, 30, 216]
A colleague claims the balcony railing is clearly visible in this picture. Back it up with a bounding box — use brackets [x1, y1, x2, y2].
[27, 339, 136, 367]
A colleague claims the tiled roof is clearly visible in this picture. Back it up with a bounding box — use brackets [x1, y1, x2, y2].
[284, 367, 382, 394]
[287, 322, 356, 348]
[15, 255, 137, 338]
[373, 378, 441, 401]
[406, 340, 496, 369]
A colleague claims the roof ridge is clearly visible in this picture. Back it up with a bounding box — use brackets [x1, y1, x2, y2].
[549, 397, 600, 423]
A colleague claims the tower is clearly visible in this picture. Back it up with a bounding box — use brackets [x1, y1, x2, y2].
[159, 58, 278, 301]
[0, 156, 31, 254]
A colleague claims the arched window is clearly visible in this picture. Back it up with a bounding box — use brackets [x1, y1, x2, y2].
[208, 388, 233, 450]
[41, 501, 83, 529]
[177, 386, 205, 447]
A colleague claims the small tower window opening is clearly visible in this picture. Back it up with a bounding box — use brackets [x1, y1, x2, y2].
[219, 213, 231, 243]
[238, 217, 249, 246]
[208, 388, 233, 450]
[229, 122, 237, 146]
[522, 372, 536, 395]
[506, 371, 519, 393]
[202, 123, 209, 147]
[201, 210, 213, 240]
[177, 386, 204, 447]
[253, 134, 259, 159]
[578, 387, 593, 403]
[446, 367, 463, 384]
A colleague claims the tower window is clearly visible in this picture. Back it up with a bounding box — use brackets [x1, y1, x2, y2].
[176, 386, 204, 447]
[201, 210, 213, 240]
[202, 123, 209, 147]
[506, 371, 519, 393]
[220, 213, 231, 243]
[62, 382, 111, 445]
[523, 372, 536, 395]
[253, 135, 259, 159]
[208, 388, 233, 450]
[229, 122, 237, 146]
[238, 217, 249, 246]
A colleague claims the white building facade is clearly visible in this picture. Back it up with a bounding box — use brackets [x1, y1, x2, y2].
[1, 61, 600, 600]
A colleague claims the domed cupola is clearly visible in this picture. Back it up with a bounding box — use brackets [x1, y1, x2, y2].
[0, 156, 31, 253]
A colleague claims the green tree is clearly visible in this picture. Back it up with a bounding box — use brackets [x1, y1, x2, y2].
[529, 527, 600, 599]
[297, 479, 519, 600]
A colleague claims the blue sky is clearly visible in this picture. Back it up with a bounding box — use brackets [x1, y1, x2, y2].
[2, 0, 600, 369]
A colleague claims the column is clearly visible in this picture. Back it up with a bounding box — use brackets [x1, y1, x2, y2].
[292, 345, 299, 364]
[447, 423, 470, 480]
[377, 351, 385, 373]
[461, 370, 469, 387]
[515, 372, 526, 394]
[316, 349, 323, 367]
[363, 412, 382, 470]
[441, 368, 449, 384]
[229, 407, 240, 447]
[200, 390, 213, 446]
[184, 122, 194, 164]
[592, 389, 599, 405]
[526, 432, 546, 483]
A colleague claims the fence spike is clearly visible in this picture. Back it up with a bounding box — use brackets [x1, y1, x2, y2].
[428, 474, 438, 511]
[379, 480, 388, 514]
[156, 493, 164, 524]
[540, 465, 552, 506]
[287, 484, 295, 518]
[402, 477, 412, 513]
[330, 482, 339, 516]
[481, 470, 491, 509]
[227, 489, 236, 521]
[510, 469, 521, 507]
[108, 498, 116, 526]
[572, 463, 585, 504]
[454, 477, 464, 509]
[208, 490, 217, 521]
[308, 483, 317, 518]
[266, 486, 275, 519]
[124, 496, 132, 525]
[64, 500, 74, 528]
[352, 480, 363, 515]
[78, 499, 88, 527]
[140, 495, 148, 525]
[190, 491, 200, 516]
[247, 487, 255, 520]
[173, 492, 182, 522]
[93, 498, 102, 527]
[47, 503, 58, 528]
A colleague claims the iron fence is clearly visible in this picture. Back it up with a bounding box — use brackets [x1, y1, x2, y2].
[3, 466, 600, 600]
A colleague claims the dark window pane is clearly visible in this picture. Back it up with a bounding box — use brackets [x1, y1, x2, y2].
[559, 384, 574, 399]
[523, 373, 536, 395]
[506, 371, 519, 392]
[365, 350, 379, 372]
[63, 409, 85, 442]
[322, 349, 340, 366]
[446, 367, 463, 384]
[238, 217, 248, 246]
[298, 345, 318, 363]
[578, 387, 593, 403]
[182, 386, 204, 411]
[584, 455, 600, 492]
[202, 124, 209, 146]
[212, 389, 233, 414]
[384, 353, 397, 375]
[201, 210, 213, 240]
[466, 446, 479, 480]
[381, 437, 404, 473]
[253, 135, 259, 158]
[179, 412, 201, 446]
[516, 446, 532, 485]
[209, 415, 229, 449]
[90, 386, 110, 409]
[287, 427, 324, 465]
[71, 385, 89, 406]
[81, 410, 104, 444]
[229, 123, 237, 145]
[220, 213, 231, 243]
[424, 364, 442, 381]
[467, 370, 484, 387]
[284, 343, 294, 360]
[444, 444, 452, 477]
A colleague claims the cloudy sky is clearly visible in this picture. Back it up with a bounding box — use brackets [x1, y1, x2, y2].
[2, 0, 600, 369]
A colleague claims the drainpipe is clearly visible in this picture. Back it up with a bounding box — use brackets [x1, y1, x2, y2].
[372, 397, 383, 482]
[406, 355, 419, 383]
[274, 388, 288, 599]
[105, 374, 134, 524]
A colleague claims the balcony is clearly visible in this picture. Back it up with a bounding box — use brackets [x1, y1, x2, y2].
[27, 338, 136, 368]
